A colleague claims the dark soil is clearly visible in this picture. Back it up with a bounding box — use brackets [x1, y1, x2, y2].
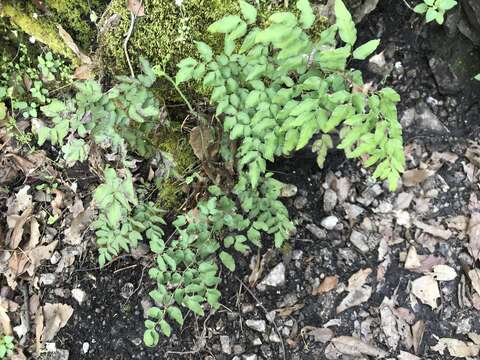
[57, 0, 480, 359]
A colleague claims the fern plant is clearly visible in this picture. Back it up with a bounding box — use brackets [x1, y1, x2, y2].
[175, 0, 405, 191]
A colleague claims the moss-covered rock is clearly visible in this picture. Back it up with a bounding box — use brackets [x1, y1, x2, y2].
[97, 0, 328, 96]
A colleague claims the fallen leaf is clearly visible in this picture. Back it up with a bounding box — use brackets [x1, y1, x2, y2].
[402, 169, 433, 187]
[50, 189, 65, 216]
[414, 219, 452, 240]
[380, 297, 400, 350]
[468, 269, 480, 296]
[7, 206, 33, 249]
[301, 326, 334, 343]
[275, 303, 304, 317]
[73, 64, 95, 80]
[64, 206, 94, 245]
[189, 125, 214, 161]
[330, 336, 388, 358]
[468, 333, 480, 345]
[41, 303, 73, 342]
[412, 320, 425, 353]
[431, 337, 480, 358]
[26, 240, 58, 276]
[312, 275, 338, 295]
[466, 143, 480, 167]
[431, 264, 456, 281]
[127, 0, 145, 16]
[468, 213, 480, 261]
[336, 286, 372, 314]
[0, 304, 12, 335]
[347, 268, 372, 290]
[57, 25, 92, 64]
[7, 185, 32, 215]
[411, 275, 440, 309]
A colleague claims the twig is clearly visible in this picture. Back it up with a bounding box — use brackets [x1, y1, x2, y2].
[123, 11, 136, 78]
[235, 276, 286, 360]
[19, 283, 30, 346]
[402, 0, 413, 10]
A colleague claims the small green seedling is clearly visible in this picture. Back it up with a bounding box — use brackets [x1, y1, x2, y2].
[0, 335, 14, 359]
[413, 0, 457, 25]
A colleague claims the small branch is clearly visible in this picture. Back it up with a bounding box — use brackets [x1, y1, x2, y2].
[123, 11, 136, 78]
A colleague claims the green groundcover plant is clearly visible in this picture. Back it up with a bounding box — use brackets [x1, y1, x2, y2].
[413, 0, 457, 25]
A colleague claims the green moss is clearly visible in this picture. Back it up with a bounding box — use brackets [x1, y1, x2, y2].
[0, 2, 77, 63]
[154, 124, 196, 209]
[43, 0, 107, 50]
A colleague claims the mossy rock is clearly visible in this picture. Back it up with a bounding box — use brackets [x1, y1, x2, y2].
[97, 0, 329, 98]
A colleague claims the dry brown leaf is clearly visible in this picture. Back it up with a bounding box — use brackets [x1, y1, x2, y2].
[7, 206, 33, 249]
[0, 304, 12, 335]
[73, 64, 95, 80]
[301, 326, 334, 343]
[189, 126, 215, 161]
[468, 269, 480, 296]
[411, 275, 440, 309]
[380, 297, 399, 349]
[330, 336, 388, 358]
[431, 337, 480, 358]
[50, 189, 65, 216]
[41, 303, 73, 342]
[402, 169, 433, 187]
[57, 25, 92, 64]
[468, 333, 480, 345]
[312, 275, 338, 295]
[414, 219, 452, 240]
[275, 303, 304, 317]
[412, 320, 425, 354]
[347, 268, 372, 290]
[336, 286, 372, 314]
[127, 0, 145, 16]
[27, 218, 41, 250]
[64, 206, 94, 245]
[35, 308, 44, 355]
[26, 240, 58, 275]
[7, 185, 32, 216]
[468, 213, 480, 261]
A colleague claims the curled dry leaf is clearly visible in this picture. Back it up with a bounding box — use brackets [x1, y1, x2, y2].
[431, 337, 480, 358]
[380, 297, 400, 350]
[411, 275, 440, 309]
[412, 320, 425, 354]
[57, 25, 92, 64]
[347, 268, 372, 290]
[330, 336, 388, 358]
[189, 125, 215, 161]
[312, 275, 338, 295]
[0, 304, 12, 335]
[41, 303, 73, 342]
[336, 286, 372, 314]
[468, 213, 480, 261]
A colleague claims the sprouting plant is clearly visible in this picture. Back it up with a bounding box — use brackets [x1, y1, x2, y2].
[0, 335, 14, 359]
[175, 0, 405, 192]
[413, 0, 457, 25]
[36, 58, 161, 164]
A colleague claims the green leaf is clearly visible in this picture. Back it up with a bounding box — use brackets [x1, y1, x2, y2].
[206, 289, 221, 309]
[474, 73, 480, 81]
[195, 41, 213, 61]
[334, 0, 357, 45]
[425, 7, 438, 22]
[175, 66, 194, 85]
[239, 0, 257, 24]
[352, 39, 380, 60]
[436, 0, 457, 11]
[208, 15, 242, 33]
[413, 3, 428, 13]
[219, 251, 236, 271]
[167, 306, 184, 326]
[297, 0, 315, 29]
[144, 329, 159, 347]
[185, 297, 205, 316]
[159, 319, 172, 337]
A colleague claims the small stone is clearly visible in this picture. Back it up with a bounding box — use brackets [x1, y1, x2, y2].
[39, 273, 56, 286]
[258, 263, 285, 290]
[131, 338, 142, 346]
[320, 216, 338, 230]
[71, 288, 87, 305]
[47, 349, 69, 360]
[292, 250, 303, 260]
[280, 183, 297, 197]
[252, 337, 262, 346]
[350, 231, 370, 254]
[120, 282, 134, 299]
[82, 342, 90, 354]
[323, 189, 338, 212]
[269, 332, 282, 343]
[415, 102, 448, 133]
[241, 304, 255, 314]
[294, 196, 308, 210]
[306, 224, 327, 240]
[428, 57, 461, 95]
[50, 251, 61, 265]
[245, 319, 267, 332]
[242, 355, 257, 360]
[343, 203, 364, 220]
[233, 344, 245, 355]
[400, 108, 416, 127]
[266, 310, 276, 323]
[220, 335, 231, 354]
